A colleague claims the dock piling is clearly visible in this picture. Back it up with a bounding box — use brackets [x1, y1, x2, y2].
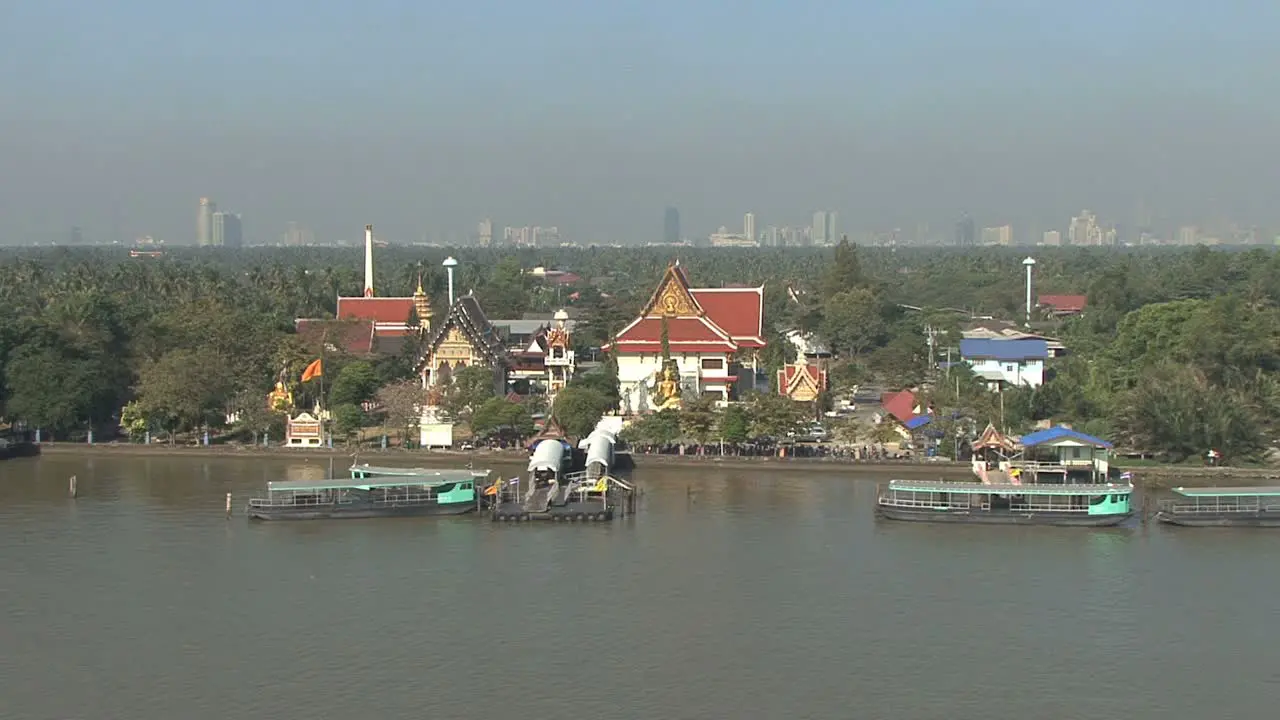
[68, 475, 77, 498]
[225, 492, 232, 518]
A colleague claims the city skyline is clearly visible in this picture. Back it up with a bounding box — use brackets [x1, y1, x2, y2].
[5, 3, 1279, 244]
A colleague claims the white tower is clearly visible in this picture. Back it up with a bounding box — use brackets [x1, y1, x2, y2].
[363, 224, 375, 297]
[1022, 256, 1036, 327]
[442, 256, 458, 306]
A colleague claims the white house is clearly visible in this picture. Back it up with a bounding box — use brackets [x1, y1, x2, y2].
[958, 338, 1047, 389]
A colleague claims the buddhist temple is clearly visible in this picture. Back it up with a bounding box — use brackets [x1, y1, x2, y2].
[777, 360, 828, 403]
[604, 262, 765, 414]
[416, 293, 510, 395]
[293, 224, 433, 355]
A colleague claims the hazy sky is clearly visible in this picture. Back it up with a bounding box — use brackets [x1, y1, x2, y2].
[3, 1, 1279, 245]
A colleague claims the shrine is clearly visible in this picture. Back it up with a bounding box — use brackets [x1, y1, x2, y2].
[604, 262, 766, 414]
[777, 360, 828, 403]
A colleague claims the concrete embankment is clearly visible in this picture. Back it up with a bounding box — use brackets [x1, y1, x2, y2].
[26, 443, 1280, 487]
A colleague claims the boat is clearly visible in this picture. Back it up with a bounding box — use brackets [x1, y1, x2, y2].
[1154, 486, 1280, 527]
[349, 462, 489, 481]
[0, 431, 39, 460]
[246, 470, 488, 520]
[875, 479, 1133, 526]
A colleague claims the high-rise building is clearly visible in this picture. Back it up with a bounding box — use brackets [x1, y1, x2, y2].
[743, 213, 756, 245]
[663, 207, 680, 244]
[477, 218, 493, 247]
[1042, 230, 1062, 246]
[284, 221, 313, 246]
[1177, 226, 1199, 245]
[1069, 210, 1100, 245]
[981, 225, 1013, 246]
[197, 197, 215, 246]
[955, 215, 975, 246]
[211, 211, 242, 248]
[811, 211, 837, 245]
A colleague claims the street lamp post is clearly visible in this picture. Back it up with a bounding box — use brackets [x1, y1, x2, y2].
[1022, 256, 1036, 327]
[442, 256, 458, 306]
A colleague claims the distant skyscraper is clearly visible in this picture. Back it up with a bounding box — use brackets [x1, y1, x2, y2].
[197, 197, 215, 246]
[1069, 210, 1100, 245]
[743, 213, 756, 244]
[211, 212, 242, 248]
[811, 211, 827, 245]
[663, 207, 680, 244]
[477, 218, 493, 247]
[955, 215, 976, 246]
[1042, 230, 1062, 246]
[981, 225, 1013, 246]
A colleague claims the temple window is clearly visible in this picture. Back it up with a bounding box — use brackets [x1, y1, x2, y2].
[701, 358, 724, 370]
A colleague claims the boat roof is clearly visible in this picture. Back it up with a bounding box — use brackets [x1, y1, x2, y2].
[352, 463, 489, 477]
[269, 470, 489, 492]
[887, 480, 1132, 495]
[1172, 486, 1280, 497]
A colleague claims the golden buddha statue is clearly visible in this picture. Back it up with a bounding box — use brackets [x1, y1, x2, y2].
[652, 362, 683, 410]
[267, 380, 293, 413]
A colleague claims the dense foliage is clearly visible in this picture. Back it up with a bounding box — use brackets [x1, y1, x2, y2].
[1, 243, 1277, 461]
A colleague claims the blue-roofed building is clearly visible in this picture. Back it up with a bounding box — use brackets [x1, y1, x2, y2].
[1011, 425, 1113, 483]
[958, 338, 1049, 390]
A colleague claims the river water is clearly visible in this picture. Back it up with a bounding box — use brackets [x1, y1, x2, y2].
[1, 454, 1275, 719]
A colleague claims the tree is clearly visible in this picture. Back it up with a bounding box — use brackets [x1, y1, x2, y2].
[4, 343, 103, 435]
[679, 395, 719, 449]
[620, 409, 681, 446]
[471, 397, 534, 440]
[375, 379, 424, 443]
[331, 403, 367, 444]
[329, 361, 380, 407]
[134, 347, 237, 440]
[819, 237, 865, 300]
[551, 386, 613, 438]
[718, 404, 750, 444]
[744, 392, 807, 439]
[442, 365, 498, 420]
[821, 288, 887, 357]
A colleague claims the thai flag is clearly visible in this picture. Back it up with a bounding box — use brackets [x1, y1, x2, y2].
[507, 477, 520, 485]
[1120, 471, 1133, 481]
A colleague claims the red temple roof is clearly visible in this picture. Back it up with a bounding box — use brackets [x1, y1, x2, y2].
[1038, 294, 1087, 314]
[295, 319, 375, 355]
[604, 263, 765, 353]
[337, 297, 417, 325]
[778, 363, 827, 399]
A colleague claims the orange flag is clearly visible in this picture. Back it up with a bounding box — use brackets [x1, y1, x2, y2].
[301, 359, 323, 383]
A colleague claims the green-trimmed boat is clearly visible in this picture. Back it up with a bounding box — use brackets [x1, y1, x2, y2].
[247, 470, 488, 521]
[876, 480, 1134, 526]
[349, 463, 490, 482]
[1155, 486, 1280, 527]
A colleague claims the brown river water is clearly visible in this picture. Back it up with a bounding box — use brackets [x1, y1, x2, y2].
[1, 454, 1276, 719]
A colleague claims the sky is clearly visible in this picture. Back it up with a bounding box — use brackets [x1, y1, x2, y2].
[2, 1, 1279, 245]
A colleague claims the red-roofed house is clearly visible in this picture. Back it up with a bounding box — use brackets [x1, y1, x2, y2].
[879, 390, 918, 424]
[604, 262, 765, 413]
[1038, 294, 1087, 317]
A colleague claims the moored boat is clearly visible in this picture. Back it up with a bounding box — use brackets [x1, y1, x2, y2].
[349, 462, 489, 482]
[1155, 487, 1280, 527]
[875, 479, 1133, 526]
[247, 470, 488, 520]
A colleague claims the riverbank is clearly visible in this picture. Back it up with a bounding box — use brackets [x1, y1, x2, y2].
[22, 442, 1280, 485]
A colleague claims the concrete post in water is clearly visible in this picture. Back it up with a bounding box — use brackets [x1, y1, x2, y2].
[225, 492, 232, 518]
[87, 429, 94, 445]
[69, 475, 77, 498]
